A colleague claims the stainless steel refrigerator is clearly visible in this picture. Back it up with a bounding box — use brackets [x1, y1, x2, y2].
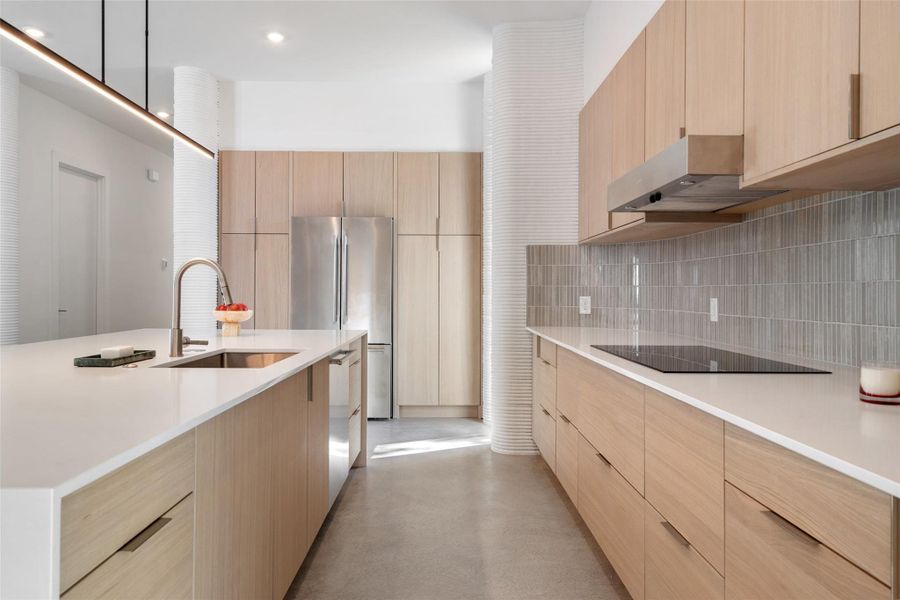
[290, 217, 393, 418]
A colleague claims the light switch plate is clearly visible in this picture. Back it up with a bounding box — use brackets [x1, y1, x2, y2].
[579, 296, 591, 315]
[710, 297, 719, 322]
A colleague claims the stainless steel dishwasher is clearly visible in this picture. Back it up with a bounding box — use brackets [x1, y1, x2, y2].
[327, 347, 358, 508]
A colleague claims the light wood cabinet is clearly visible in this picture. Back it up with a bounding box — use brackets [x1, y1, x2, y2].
[645, 389, 724, 574]
[344, 152, 394, 217]
[555, 348, 584, 426]
[581, 80, 614, 239]
[724, 483, 890, 599]
[645, 500, 723, 600]
[743, 0, 859, 183]
[533, 403, 556, 472]
[220, 151, 256, 234]
[439, 235, 481, 406]
[610, 31, 645, 230]
[254, 234, 290, 329]
[860, 0, 900, 137]
[396, 236, 440, 406]
[578, 434, 645, 600]
[307, 359, 330, 549]
[438, 152, 482, 235]
[272, 371, 309, 600]
[533, 353, 556, 415]
[725, 423, 892, 584]
[292, 151, 343, 217]
[62, 495, 194, 600]
[219, 234, 255, 327]
[396, 152, 439, 234]
[536, 337, 557, 366]
[555, 411, 578, 505]
[255, 151, 291, 234]
[645, 0, 685, 159]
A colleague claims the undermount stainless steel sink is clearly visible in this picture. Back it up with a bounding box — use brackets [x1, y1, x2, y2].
[163, 351, 298, 368]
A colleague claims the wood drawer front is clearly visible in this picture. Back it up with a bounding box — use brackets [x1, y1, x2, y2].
[725, 483, 890, 599]
[725, 424, 892, 583]
[645, 389, 724, 574]
[533, 356, 557, 414]
[555, 412, 578, 505]
[63, 494, 194, 600]
[578, 434, 644, 600]
[533, 402, 556, 472]
[577, 359, 645, 493]
[555, 348, 588, 436]
[645, 501, 724, 600]
[60, 431, 195, 593]
[536, 337, 557, 366]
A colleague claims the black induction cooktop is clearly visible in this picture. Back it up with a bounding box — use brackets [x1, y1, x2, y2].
[590, 345, 831, 374]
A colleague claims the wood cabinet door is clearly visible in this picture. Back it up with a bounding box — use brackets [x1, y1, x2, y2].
[254, 234, 290, 329]
[645, 0, 685, 159]
[396, 152, 439, 234]
[292, 152, 343, 217]
[439, 235, 481, 406]
[219, 234, 255, 328]
[533, 402, 556, 472]
[255, 151, 291, 233]
[220, 151, 255, 234]
[396, 235, 439, 406]
[581, 81, 613, 239]
[743, 0, 859, 182]
[610, 32, 645, 229]
[685, 0, 743, 137]
[439, 153, 482, 235]
[724, 483, 890, 600]
[195, 390, 274, 600]
[272, 371, 309, 600]
[343, 152, 394, 217]
[860, 0, 900, 137]
[555, 412, 578, 505]
[307, 359, 330, 548]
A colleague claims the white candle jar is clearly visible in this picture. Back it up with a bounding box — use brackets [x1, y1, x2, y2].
[859, 362, 900, 405]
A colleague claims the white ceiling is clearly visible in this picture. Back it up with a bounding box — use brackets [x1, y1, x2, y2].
[2, 0, 589, 115]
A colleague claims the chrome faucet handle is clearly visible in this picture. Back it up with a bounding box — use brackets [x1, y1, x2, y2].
[183, 336, 208, 346]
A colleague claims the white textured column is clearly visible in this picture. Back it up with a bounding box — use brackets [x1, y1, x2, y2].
[489, 22, 582, 454]
[173, 67, 219, 333]
[482, 71, 494, 425]
[0, 68, 19, 345]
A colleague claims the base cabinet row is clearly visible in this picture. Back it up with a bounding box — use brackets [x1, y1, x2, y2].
[533, 337, 897, 600]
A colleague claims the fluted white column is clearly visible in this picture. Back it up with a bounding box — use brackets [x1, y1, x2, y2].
[0, 67, 19, 345]
[173, 67, 219, 333]
[489, 21, 582, 454]
[482, 71, 494, 425]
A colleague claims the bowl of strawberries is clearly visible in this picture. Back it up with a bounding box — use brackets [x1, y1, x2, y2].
[214, 303, 253, 336]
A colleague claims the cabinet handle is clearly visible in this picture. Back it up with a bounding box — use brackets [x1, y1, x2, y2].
[559, 413, 571, 424]
[330, 349, 358, 366]
[121, 516, 171, 552]
[539, 357, 553, 366]
[350, 406, 361, 417]
[541, 407, 550, 416]
[661, 521, 691, 548]
[763, 510, 821, 546]
[848, 73, 860, 140]
[595, 450, 611, 466]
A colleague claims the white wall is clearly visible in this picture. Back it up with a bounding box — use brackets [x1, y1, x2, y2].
[583, 0, 662, 102]
[18, 83, 173, 343]
[220, 80, 484, 151]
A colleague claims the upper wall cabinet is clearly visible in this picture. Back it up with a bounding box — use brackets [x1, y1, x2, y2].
[579, 80, 613, 241]
[220, 151, 256, 234]
[860, 0, 900, 137]
[439, 152, 482, 235]
[644, 0, 685, 159]
[344, 152, 394, 217]
[743, 0, 859, 183]
[609, 31, 646, 230]
[256, 152, 291, 234]
[396, 152, 439, 234]
[292, 152, 343, 217]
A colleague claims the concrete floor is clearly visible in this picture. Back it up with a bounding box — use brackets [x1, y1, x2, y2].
[287, 418, 629, 600]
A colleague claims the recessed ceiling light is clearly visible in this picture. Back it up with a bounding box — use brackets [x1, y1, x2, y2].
[266, 32, 284, 43]
[156, 111, 170, 119]
[23, 27, 45, 39]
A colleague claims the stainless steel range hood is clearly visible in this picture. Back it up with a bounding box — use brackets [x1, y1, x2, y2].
[608, 135, 786, 213]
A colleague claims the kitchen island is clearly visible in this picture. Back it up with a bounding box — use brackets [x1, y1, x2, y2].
[1, 328, 367, 600]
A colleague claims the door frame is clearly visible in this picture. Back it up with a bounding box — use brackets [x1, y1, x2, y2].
[49, 151, 111, 338]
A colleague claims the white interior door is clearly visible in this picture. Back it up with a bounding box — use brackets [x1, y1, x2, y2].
[57, 166, 99, 339]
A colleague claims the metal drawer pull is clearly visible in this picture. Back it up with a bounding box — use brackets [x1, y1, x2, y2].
[848, 73, 860, 140]
[350, 359, 361, 367]
[763, 510, 821, 546]
[661, 521, 691, 548]
[541, 407, 550, 416]
[595, 451, 611, 466]
[121, 516, 171, 552]
[539, 358, 553, 366]
[559, 413, 571, 424]
[350, 406, 361, 418]
[329, 349, 358, 366]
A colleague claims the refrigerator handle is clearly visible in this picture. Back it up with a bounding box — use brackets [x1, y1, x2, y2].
[333, 236, 340, 323]
[341, 234, 349, 324]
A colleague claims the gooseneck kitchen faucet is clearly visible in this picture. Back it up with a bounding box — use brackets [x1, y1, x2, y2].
[170, 258, 233, 357]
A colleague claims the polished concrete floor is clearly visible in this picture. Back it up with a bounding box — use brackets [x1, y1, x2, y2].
[287, 418, 629, 600]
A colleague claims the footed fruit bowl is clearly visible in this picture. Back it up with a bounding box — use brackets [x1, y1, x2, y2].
[214, 309, 253, 336]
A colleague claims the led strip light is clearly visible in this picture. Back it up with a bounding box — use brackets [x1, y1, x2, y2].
[0, 18, 214, 159]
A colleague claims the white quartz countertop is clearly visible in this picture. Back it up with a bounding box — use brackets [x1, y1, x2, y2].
[0, 328, 365, 495]
[528, 326, 900, 498]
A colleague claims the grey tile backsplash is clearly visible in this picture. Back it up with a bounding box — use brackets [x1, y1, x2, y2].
[526, 189, 900, 366]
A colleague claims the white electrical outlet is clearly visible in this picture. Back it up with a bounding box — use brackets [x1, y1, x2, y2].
[710, 297, 719, 322]
[579, 296, 591, 315]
